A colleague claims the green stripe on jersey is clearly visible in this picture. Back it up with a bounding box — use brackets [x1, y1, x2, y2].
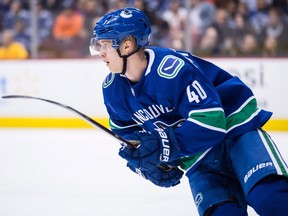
[180, 153, 203, 170]
[109, 119, 140, 130]
[180, 148, 212, 171]
[226, 97, 260, 132]
[188, 108, 226, 133]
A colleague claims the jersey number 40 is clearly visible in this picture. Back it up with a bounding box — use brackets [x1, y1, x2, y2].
[186, 80, 207, 103]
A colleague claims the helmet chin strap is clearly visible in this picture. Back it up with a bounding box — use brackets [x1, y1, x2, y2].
[116, 47, 140, 75]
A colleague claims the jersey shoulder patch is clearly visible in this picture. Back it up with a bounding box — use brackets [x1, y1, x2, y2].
[157, 55, 184, 79]
[102, 73, 115, 88]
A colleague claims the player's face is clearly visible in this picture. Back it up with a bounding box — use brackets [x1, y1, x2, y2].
[93, 40, 123, 73]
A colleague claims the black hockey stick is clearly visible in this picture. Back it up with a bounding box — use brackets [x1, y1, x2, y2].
[2, 95, 172, 170]
[2, 94, 134, 146]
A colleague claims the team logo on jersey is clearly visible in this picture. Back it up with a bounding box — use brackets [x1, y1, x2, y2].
[103, 73, 115, 88]
[158, 55, 184, 79]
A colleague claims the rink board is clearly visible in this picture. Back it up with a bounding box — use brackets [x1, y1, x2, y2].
[0, 58, 288, 131]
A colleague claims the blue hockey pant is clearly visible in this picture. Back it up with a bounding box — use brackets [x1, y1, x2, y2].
[186, 128, 288, 216]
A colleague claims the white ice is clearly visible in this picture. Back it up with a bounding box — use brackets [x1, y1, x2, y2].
[0, 129, 287, 216]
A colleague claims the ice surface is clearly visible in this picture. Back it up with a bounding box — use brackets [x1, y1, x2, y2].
[0, 129, 287, 216]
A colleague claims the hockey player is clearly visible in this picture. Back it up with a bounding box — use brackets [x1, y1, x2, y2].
[90, 7, 288, 216]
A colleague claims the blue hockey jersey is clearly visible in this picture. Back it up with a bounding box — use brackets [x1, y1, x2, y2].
[102, 46, 272, 170]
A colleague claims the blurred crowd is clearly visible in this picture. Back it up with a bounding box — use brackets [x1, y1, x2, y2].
[0, 0, 288, 59]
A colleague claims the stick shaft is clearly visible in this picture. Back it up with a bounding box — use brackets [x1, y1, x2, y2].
[2, 95, 132, 146]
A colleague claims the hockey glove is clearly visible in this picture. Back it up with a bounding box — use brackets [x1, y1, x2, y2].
[127, 163, 184, 188]
[119, 128, 180, 170]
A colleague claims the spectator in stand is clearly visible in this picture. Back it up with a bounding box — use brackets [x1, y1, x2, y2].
[161, 0, 187, 50]
[231, 12, 256, 56]
[240, 0, 272, 15]
[49, 2, 85, 57]
[0, 0, 11, 31]
[195, 26, 219, 56]
[52, 3, 84, 41]
[13, 18, 30, 51]
[1, 0, 30, 30]
[35, 1, 53, 44]
[262, 36, 279, 56]
[249, 0, 271, 36]
[0, 29, 29, 59]
[188, 0, 216, 51]
[218, 1, 249, 57]
[238, 33, 261, 56]
[262, 7, 288, 56]
[44, 0, 62, 15]
[208, 8, 234, 55]
[236, 1, 251, 20]
[225, 0, 239, 28]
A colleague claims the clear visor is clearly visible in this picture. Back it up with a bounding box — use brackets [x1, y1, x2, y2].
[89, 38, 114, 56]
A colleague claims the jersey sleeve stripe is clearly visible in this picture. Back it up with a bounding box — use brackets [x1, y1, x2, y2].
[226, 97, 261, 132]
[109, 119, 140, 130]
[187, 108, 226, 133]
